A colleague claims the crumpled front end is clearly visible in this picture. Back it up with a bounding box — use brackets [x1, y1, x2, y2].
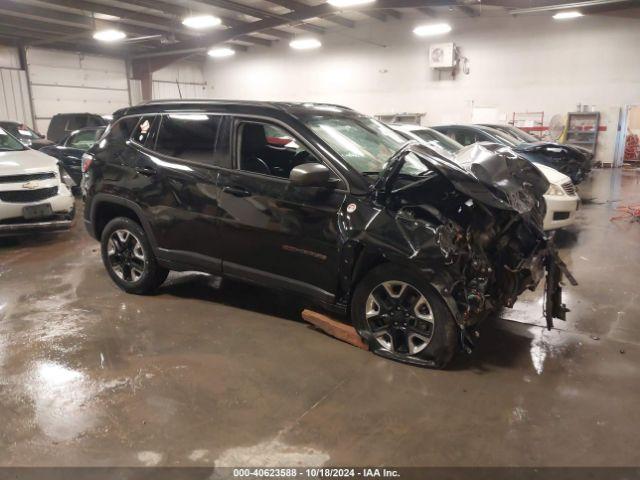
[351, 142, 576, 351]
[515, 141, 592, 184]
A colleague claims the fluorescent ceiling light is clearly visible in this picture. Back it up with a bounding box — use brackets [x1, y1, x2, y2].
[552, 10, 583, 20]
[327, 0, 375, 6]
[208, 47, 236, 58]
[93, 29, 127, 42]
[182, 14, 222, 29]
[413, 23, 452, 37]
[290, 38, 322, 50]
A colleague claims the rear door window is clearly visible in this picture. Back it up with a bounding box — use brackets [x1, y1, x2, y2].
[154, 113, 222, 164]
[107, 117, 139, 145]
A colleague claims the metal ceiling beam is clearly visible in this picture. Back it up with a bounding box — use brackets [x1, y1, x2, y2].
[191, 0, 326, 34]
[363, 11, 388, 21]
[0, 2, 94, 29]
[0, 17, 86, 36]
[361, 9, 402, 21]
[262, 0, 356, 28]
[0, 26, 49, 40]
[23, 0, 198, 37]
[0, 1, 180, 40]
[102, 0, 294, 40]
[235, 35, 272, 47]
[505, 0, 631, 13]
[41, 41, 134, 57]
[133, 0, 458, 59]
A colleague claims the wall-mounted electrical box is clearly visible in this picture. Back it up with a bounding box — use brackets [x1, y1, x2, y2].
[429, 43, 455, 69]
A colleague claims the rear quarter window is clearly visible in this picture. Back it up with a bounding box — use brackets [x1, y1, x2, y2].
[111, 117, 138, 140]
[154, 113, 222, 164]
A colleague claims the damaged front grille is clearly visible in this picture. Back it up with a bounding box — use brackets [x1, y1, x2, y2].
[0, 172, 55, 183]
[0, 187, 58, 203]
[562, 181, 576, 196]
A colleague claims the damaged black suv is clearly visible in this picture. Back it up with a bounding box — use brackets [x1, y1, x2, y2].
[83, 100, 574, 368]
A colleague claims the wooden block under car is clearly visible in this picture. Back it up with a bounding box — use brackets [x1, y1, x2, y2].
[301, 309, 369, 351]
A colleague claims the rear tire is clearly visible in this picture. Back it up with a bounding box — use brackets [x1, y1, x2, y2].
[100, 217, 169, 295]
[351, 264, 458, 368]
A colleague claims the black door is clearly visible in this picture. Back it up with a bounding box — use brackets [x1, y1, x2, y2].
[216, 119, 347, 300]
[129, 113, 229, 273]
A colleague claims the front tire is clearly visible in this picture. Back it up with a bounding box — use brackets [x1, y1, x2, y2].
[351, 264, 458, 368]
[100, 217, 169, 295]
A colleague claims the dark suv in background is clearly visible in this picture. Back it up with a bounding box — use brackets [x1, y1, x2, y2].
[40, 126, 107, 187]
[47, 113, 108, 143]
[82, 100, 573, 368]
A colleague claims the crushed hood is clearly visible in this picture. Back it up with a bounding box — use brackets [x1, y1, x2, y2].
[376, 141, 549, 216]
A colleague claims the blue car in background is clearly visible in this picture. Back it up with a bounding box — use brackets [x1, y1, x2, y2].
[40, 126, 107, 189]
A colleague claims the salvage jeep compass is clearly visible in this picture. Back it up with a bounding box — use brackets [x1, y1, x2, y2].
[83, 100, 574, 368]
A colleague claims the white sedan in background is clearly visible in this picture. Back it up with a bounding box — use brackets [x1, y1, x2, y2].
[0, 127, 75, 236]
[389, 123, 580, 231]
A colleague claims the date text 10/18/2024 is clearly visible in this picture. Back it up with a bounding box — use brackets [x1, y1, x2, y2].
[232, 468, 401, 478]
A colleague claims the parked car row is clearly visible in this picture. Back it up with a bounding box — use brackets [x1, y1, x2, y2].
[0, 125, 75, 236]
[389, 124, 582, 231]
[432, 124, 592, 184]
[0, 113, 110, 236]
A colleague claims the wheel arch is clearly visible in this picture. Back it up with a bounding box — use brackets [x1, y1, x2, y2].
[342, 241, 464, 327]
[89, 194, 159, 254]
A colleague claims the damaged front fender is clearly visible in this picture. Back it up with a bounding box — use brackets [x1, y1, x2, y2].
[340, 141, 575, 339]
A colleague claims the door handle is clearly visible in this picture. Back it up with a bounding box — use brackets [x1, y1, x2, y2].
[223, 186, 252, 198]
[135, 165, 157, 176]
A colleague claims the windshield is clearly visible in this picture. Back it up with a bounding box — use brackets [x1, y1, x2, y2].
[0, 122, 39, 140]
[0, 127, 27, 151]
[410, 128, 463, 155]
[303, 115, 429, 176]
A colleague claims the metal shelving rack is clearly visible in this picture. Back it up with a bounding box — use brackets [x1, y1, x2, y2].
[566, 112, 600, 155]
[512, 111, 545, 140]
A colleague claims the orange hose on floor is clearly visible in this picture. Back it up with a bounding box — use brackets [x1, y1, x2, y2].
[610, 204, 640, 222]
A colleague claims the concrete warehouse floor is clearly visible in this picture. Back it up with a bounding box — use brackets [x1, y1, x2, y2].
[1, 169, 639, 467]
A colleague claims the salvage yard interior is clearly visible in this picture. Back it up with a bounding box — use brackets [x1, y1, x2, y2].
[1, 0, 640, 475]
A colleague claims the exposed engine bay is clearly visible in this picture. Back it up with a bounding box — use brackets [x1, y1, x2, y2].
[345, 142, 577, 353]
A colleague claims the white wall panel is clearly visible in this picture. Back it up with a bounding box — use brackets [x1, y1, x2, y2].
[0, 46, 20, 69]
[27, 48, 130, 134]
[130, 79, 143, 106]
[152, 80, 210, 100]
[154, 61, 205, 84]
[0, 68, 33, 128]
[152, 60, 212, 100]
[205, 13, 640, 164]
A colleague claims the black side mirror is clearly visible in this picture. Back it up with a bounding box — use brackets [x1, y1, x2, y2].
[289, 163, 332, 187]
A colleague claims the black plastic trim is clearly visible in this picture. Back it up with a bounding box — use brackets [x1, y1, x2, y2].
[223, 261, 335, 304]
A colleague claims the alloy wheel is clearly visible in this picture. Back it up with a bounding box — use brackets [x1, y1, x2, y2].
[107, 229, 146, 283]
[365, 281, 435, 355]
